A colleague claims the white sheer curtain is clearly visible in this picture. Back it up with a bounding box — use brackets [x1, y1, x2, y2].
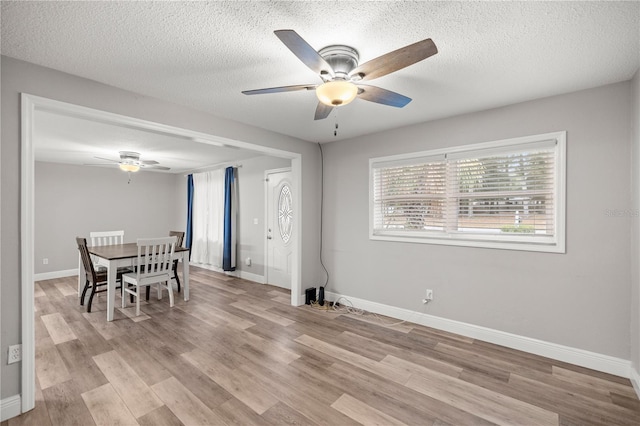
[190, 169, 225, 267]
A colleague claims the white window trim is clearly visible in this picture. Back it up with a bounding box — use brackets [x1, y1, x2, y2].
[369, 131, 566, 253]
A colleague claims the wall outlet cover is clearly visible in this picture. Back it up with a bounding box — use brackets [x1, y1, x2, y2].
[8, 344, 22, 364]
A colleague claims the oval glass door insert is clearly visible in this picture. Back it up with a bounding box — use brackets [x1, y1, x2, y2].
[278, 184, 293, 244]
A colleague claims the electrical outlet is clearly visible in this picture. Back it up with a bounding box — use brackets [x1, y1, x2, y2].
[425, 289, 433, 301]
[43, 258, 48, 265]
[8, 344, 22, 364]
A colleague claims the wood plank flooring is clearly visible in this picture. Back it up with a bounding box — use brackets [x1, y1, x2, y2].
[5, 266, 640, 425]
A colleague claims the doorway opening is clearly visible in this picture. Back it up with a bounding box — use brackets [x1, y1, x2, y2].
[20, 93, 303, 412]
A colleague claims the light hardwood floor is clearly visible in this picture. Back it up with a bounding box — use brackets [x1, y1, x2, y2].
[4, 266, 640, 425]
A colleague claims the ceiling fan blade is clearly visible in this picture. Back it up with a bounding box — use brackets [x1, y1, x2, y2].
[84, 163, 116, 167]
[356, 85, 412, 108]
[274, 30, 334, 78]
[314, 102, 333, 120]
[93, 156, 119, 163]
[141, 160, 159, 165]
[242, 84, 317, 95]
[350, 38, 437, 82]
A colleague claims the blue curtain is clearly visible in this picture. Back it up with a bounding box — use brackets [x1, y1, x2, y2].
[223, 167, 237, 271]
[186, 174, 194, 260]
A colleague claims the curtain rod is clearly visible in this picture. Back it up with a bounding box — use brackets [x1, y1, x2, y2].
[184, 163, 242, 176]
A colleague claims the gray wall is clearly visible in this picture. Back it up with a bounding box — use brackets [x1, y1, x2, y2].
[1, 56, 323, 399]
[631, 70, 640, 377]
[173, 169, 188, 239]
[34, 162, 183, 274]
[35, 156, 290, 278]
[322, 81, 632, 359]
[236, 156, 291, 278]
[34, 156, 291, 275]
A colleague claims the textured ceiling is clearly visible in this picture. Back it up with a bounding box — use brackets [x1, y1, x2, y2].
[2, 1, 639, 146]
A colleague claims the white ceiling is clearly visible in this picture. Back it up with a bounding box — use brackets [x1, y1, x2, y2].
[2, 1, 639, 150]
[33, 109, 265, 174]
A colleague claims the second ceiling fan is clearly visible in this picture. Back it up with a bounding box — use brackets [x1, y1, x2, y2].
[90, 151, 170, 172]
[242, 30, 438, 120]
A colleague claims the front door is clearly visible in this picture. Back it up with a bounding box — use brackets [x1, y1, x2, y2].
[266, 169, 293, 289]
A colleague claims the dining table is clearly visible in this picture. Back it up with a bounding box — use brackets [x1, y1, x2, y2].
[85, 242, 190, 321]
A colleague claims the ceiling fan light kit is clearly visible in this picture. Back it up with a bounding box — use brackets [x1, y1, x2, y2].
[316, 80, 358, 106]
[242, 29, 438, 120]
[118, 151, 143, 172]
[315, 45, 359, 106]
[119, 163, 140, 173]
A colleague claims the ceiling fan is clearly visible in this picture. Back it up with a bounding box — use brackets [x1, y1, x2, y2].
[88, 151, 170, 172]
[242, 30, 438, 120]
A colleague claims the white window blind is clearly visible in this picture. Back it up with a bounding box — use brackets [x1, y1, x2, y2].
[373, 157, 448, 233]
[370, 132, 566, 252]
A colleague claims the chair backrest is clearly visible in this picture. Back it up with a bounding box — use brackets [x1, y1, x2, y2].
[136, 236, 177, 279]
[169, 231, 185, 248]
[76, 237, 99, 283]
[90, 230, 124, 247]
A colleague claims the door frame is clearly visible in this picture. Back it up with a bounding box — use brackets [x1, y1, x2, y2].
[20, 93, 304, 413]
[264, 167, 293, 292]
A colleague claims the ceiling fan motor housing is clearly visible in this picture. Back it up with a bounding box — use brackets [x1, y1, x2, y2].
[318, 45, 359, 81]
[119, 151, 141, 165]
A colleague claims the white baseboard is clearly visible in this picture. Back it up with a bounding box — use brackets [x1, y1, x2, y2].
[237, 270, 265, 284]
[34, 268, 78, 282]
[189, 262, 264, 283]
[1, 394, 21, 422]
[631, 366, 640, 399]
[326, 291, 632, 379]
[189, 262, 226, 273]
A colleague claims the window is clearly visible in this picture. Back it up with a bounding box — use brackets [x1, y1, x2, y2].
[369, 132, 566, 252]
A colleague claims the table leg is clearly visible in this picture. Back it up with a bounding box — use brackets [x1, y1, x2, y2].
[182, 251, 189, 301]
[107, 260, 116, 321]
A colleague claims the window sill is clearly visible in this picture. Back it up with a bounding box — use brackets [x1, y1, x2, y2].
[370, 233, 565, 253]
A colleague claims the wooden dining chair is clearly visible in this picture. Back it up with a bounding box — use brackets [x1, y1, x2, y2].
[76, 237, 130, 313]
[122, 236, 177, 317]
[78, 230, 126, 297]
[169, 231, 185, 292]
